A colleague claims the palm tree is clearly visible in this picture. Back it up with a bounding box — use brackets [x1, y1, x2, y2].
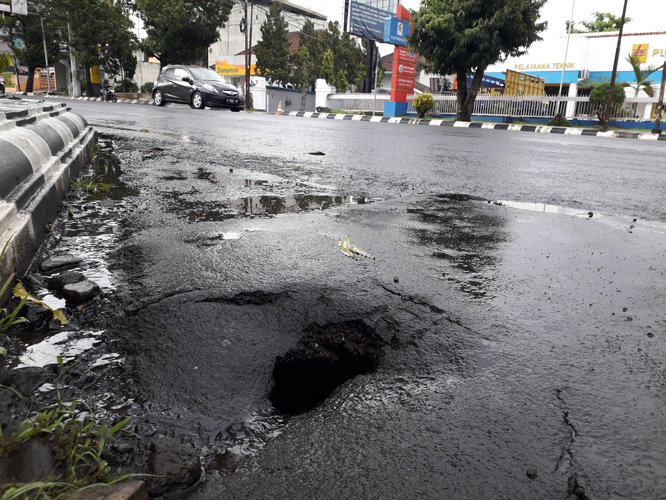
[622, 54, 662, 97]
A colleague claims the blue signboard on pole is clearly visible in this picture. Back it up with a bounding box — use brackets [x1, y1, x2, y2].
[348, 0, 393, 42]
[383, 17, 409, 47]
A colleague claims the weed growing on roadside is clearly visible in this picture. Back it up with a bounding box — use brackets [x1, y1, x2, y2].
[71, 176, 114, 195]
[0, 357, 139, 499]
[0, 237, 29, 356]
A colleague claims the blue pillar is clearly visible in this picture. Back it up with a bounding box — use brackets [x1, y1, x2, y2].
[384, 101, 408, 117]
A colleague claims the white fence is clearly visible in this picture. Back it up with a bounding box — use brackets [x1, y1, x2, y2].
[327, 93, 660, 120]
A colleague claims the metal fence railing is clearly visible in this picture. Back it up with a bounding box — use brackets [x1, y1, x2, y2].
[327, 93, 659, 121]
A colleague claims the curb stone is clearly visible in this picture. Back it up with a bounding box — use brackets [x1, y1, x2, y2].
[0, 100, 95, 299]
[283, 110, 666, 141]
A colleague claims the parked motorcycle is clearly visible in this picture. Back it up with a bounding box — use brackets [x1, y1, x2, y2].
[101, 82, 117, 102]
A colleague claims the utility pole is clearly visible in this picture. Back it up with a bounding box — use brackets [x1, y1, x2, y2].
[652, 63, 666, 134]
[602, 0, 628, 132]
[556, 0, 575, 117]
[40, 15, 51, 95]
[244, 0, 251, 110]
[67, 21, 80, 97]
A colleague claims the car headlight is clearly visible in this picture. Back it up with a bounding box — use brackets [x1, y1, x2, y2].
[223, 90, 237, 96]
[203, 84, 218, 93]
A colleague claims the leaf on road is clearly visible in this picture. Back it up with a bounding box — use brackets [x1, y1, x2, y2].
[338, 237, 374, 260]
[13, 283, 68, 325]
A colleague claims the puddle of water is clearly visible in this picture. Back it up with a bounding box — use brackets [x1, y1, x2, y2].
[206, 410, 286, 474]
[16, 330, 104, 368]
[171, 193, 381, 222]
[493, 200, 593, 218]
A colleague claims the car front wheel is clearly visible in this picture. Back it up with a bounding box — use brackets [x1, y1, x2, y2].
[191, 91, 205, 109]
[154, 90, 165, 106]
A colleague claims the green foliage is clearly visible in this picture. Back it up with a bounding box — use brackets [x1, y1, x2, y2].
[137, 0, 233, 66]
[621, 54, 662, 97]
[0, 238, 28, 344]
[319, 21, 365, 93]
[255, 3, 291, 87]
[141, 81, 154, 94]
[413, 93, 435, 118]
[72, 176, 114, 195]
[567, 12, 631, 33]
[548, 114, 572, 127]
[291, 21, 324, 111]
[410, 0, 547, 121]
[114, 79, 139, 93]
[0, 357, 137, 499]
[589, 82, 626, 122]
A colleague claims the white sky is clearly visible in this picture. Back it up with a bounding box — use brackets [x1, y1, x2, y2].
[303, 0, 666, 37]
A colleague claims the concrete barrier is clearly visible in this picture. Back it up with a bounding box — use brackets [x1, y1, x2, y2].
[0, 100, 96, 297]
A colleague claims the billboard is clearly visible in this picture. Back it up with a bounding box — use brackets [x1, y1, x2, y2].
[347, 0, 395, 42]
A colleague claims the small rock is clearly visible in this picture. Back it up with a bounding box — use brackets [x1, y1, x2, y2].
[48, 271, 85, 291]
[526, 466, 538, 479]
[0, 438, 57, 484]
[147, 437, 202, 495]
[587, 212, 593, 218]
[112, 441, 135, 454]
[8, 298, 50, 329]
[62, 280, 101, 304]
[22, 273, 47, 289]
[40, 255, 82, 273]
[393, 276, 399, 283]
[647, 332, 654, 338]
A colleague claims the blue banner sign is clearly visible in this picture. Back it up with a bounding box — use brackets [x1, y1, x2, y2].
[384, 17, 409, 47]
[349, 0, 393, 42]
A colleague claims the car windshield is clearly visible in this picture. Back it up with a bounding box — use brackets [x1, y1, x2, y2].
[188, 67, 229, 83]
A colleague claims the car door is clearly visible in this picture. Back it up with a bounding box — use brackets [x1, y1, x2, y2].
[171, 68, 194, 103]
[160, 68, 177, 100]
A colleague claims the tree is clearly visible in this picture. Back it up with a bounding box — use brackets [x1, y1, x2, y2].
[0, 8, 62, 93]
[52, 0, 136, 95]
[566, 12, 631, 33]
[589, 82, 626, 122]
[621, 54, 662, 97]
[291, 20, 323, 111]
[410, 0, 547, 121]
[255, 3, 291, 87]
[137, 0, 233, 66]
[319, 21, 364, 93]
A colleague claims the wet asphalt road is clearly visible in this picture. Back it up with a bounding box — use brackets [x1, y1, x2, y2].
[26, 99, 666, 499]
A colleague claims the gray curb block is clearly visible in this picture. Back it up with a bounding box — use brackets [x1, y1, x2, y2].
[284, 111, 666, 142]
[0, 101, 96, 292]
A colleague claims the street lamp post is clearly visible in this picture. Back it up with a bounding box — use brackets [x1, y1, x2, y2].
[602, 0, 629, 132]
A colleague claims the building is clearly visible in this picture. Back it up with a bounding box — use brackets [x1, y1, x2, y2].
[208, 0, 327, 81]
[485, 31, 666, 98]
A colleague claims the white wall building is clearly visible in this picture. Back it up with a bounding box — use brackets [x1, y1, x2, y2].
[208, 0, 327, 68]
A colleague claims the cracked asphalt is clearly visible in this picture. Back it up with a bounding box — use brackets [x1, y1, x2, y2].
[20, 98, 666, 499]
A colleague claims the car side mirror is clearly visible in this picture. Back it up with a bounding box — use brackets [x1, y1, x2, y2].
[182, 76, 192, 84]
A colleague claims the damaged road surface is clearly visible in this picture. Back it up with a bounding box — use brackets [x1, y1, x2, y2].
[7, 100, 666, 499]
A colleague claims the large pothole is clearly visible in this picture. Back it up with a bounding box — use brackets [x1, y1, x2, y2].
[269, 320, 384, 414]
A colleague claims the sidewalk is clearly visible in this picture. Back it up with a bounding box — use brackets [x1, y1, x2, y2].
[282, 110, 666, 141]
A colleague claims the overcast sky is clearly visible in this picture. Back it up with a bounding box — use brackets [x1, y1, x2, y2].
[303, 0, 666, 37]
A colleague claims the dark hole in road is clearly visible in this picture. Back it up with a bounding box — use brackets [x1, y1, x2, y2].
[269, 320, 384, 415]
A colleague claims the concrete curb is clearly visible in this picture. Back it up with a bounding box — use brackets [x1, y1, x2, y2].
[0, 101, 96, 294]
[284, 111, 666, 141]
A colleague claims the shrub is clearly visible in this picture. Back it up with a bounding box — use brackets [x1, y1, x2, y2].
[413, 93, 435, 118]
[548, 114, 572, 127]
[114, 79, 139, 93]
[141, 81, 154, 94]
[589, 82, 626, 122]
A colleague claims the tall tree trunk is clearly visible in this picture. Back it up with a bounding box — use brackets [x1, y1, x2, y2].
[26, 67, 36, 93]
[457, 67, 486, 121]
[456, 68, 468, 120]
[300, 85, 307, 112]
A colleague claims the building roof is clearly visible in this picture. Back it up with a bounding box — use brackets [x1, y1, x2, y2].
[276, 0, 327, 21]
[584, 31, 666, 38]
[236, 30, 323, 56]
